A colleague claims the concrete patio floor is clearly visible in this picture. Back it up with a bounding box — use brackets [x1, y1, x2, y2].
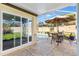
[4, 38, 77, 56]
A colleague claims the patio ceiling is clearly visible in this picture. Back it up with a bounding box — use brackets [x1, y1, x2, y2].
[11, 3, 74, 15]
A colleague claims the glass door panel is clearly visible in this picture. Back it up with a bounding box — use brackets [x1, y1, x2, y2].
[13, 16, 21, 47]
[22, 18, 28, 44]
[3, 13, 14, 50]
[28, 19, 32, 42]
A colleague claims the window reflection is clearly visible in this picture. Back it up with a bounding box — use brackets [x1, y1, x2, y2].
[22, 18, 28, 44]
[14, 16, 21, 47]
[3, 13, 14, 50]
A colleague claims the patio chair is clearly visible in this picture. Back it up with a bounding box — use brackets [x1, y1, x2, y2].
[51, 33, 58, 44]
[68, 33, 75, 45]
[47, 32, 52, 40]
[56, 32, 64, 46]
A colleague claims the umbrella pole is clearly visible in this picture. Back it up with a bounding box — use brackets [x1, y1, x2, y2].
[56, 22, 59, 33]
[57, 26, 59, 33]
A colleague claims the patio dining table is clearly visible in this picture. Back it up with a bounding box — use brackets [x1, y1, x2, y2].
[49, 32, 64, 44]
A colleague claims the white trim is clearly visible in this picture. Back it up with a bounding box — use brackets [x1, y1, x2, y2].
[27, 19, 29, 43]
[0, 11, 1, 53]
[20, 17, 22, 45]
[0, 11, 3, 52]
[1, 11, 3, 51]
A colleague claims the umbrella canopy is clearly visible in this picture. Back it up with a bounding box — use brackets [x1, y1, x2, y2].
[46, 17, 68, 24]
[45, 14, 75, 26]
[45, 17, 69, 28]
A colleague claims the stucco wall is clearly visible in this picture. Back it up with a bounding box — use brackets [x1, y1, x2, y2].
[38, 25, 76, 33]
[54, 25, 76, 33]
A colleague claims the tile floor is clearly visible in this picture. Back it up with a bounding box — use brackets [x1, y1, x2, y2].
[5, 38, 77, 56]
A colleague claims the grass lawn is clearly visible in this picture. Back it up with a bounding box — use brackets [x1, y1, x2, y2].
[3, 33, 20, 40]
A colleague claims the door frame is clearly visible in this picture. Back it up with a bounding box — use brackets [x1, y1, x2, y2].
[0, 11, 33, 52]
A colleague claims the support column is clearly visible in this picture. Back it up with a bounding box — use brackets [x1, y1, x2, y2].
[77, 3, 79, 56]
[32, 16, 38, 44]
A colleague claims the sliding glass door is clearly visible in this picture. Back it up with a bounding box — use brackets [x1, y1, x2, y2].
[3, 13, 14, 50]
[28, 19, 32, 42]
[2, 12, 32, 51]
[3, 13, 21, 50]
[22, 18, 28, 44]
[13, 16, 21, 47]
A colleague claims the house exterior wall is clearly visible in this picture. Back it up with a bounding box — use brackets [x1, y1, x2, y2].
[38, 25, 75, 33]
[54, 25, 76, 33]
[0, 4, 37, 55]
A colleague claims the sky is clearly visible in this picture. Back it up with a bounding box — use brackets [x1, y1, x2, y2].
[38, 5, 76, 23]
